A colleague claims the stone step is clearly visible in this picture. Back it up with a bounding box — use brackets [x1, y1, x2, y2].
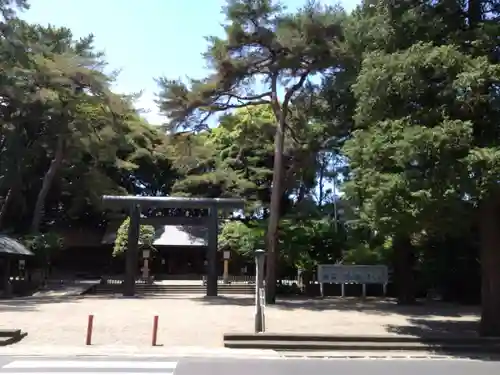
[94, 287, 254, 291]
[91, 284, 255, 295]
[96, 285, 254, 290]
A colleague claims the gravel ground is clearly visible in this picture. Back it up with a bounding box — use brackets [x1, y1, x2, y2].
[0, 295, 480, 348]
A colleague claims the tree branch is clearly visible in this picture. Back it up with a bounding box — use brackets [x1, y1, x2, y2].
[212, 99, 269, 110]
[283, 71, 310, 111]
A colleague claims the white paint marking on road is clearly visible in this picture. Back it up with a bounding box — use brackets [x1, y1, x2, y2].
[0, 373, 172, 375]
[3, 360, 178, 369]
[279, 355, 484, 361]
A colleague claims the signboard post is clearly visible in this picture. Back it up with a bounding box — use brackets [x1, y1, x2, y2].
[259, 287, 266, 332]
[254, 249, 266, 333]
[317, 264, 389, 298]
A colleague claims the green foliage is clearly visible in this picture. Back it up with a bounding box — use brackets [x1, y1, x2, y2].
[170, 106, 277, 205]
[156, 0, 346, 132]
[219, 221, 266, 257]
[342, 240, 392, 265]
[220, 216, 344, 272]
[20, 232, 62, 264]
[112, 218, 156, 257]
[343, 40, 500, 236]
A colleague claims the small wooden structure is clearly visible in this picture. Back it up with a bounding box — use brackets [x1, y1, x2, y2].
[0, 235, 34, 297]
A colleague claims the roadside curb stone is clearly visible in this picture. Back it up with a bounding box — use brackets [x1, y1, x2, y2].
[0, 345, 281, 358]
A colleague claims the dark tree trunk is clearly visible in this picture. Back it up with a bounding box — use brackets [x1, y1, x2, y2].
[265, 110, 285, 305]
[31, 137, 65, 233]
[265, 72, 309, 305]
[478, 194, 500, 337]
[0, 185, 17, 229]
[393, 234, 416, 305]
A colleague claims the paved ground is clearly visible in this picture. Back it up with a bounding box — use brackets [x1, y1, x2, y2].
[1, 295, 480, 348]
[0, 356, 499, 375]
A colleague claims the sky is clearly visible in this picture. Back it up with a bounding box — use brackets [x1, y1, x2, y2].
[21, 0, 360, 125]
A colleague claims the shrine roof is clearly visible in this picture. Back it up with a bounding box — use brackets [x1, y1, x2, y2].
[102, 223, 208, 247]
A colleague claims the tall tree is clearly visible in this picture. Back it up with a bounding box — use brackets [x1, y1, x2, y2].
[343, 0, 500, 334]
[156, 0, 345, 303]
[0, 6, 177, 233]
[0, 18, 128, 233]
[26, 27, 125, 233]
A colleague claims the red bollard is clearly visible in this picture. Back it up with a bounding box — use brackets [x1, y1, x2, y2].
[86, 315, 94, 345]
[152, 315, 159, 346]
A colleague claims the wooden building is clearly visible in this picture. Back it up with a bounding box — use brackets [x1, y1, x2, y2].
[0, 235, 34, 296]
[102, 223, 210, 278]
[50, 220, 249, 280]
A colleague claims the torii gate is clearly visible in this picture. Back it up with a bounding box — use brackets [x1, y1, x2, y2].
[101, 195, 245, 297]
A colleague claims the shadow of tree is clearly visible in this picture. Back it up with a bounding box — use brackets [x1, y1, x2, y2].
[0, 295, 83, 312]
[0, 331, 28, 346]
[188, 295, 480, 318]
[386, 318, 480, 338]
[384, 318, 500, 360]
[273, 298, 479, 317]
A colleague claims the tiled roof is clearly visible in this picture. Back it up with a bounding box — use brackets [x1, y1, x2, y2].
[102, 223, 208, 247]
[0, 235, 35, 256]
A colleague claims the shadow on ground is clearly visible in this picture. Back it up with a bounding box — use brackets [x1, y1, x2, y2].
[0, 295, 83, 312]
[384, 318, 500, 360]
[276, 298, 479, 317]
[386, 318, 480, 338]
[191, 295, 479, 318]
[0, 332, 28, 346]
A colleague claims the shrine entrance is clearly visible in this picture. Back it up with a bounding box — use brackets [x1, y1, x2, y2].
[101, 195, 244, 297]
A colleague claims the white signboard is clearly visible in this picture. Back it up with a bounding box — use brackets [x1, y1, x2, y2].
[259, 288, 266, 308]
[317, 264, 388, 284]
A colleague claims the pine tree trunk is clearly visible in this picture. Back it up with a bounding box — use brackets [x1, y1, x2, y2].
[478, 194, 500, 337]
[468, 0, 481, 29]
[265, 112, 286, 305]
[30, 137, 65, 233]
[265, 72, 309, 304]
[318, 154, 325, 206]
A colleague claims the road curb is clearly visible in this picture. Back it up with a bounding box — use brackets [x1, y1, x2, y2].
[0, 346, 281, 359]
[223, 333, 500, 353]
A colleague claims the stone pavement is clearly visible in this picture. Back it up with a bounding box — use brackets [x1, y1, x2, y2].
[0, 295, 480, 349]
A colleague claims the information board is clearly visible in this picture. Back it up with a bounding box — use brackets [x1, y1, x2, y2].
[317, 264, 388, 284]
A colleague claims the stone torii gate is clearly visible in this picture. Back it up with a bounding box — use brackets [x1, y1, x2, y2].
[101, 195, 245, 297]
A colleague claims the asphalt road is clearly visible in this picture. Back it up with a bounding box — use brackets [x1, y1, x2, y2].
[0, 355, 499, 375]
